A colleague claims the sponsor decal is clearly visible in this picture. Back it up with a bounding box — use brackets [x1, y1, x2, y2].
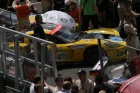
[71, 44, 85, 49]
[86, 39, 90, 42]
[44, 14, 48, 17]
[57, 52, 68, 61]
[50, 16, 57, 20]
[104, 41, 121, 48]
[60, 18, 68, 22]
[70, 19, 75, 23]
[50, 25, 62, 35]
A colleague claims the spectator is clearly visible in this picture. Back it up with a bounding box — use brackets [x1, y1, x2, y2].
[41, 0, 53, 13]
[93, 75, 113, 93]
[57, 81, 72, 93]
[8, 0, 15, 12]
[71, 85, 78, 93]
[110, 0, 119, 27]
[65, 0, 78, 6]
[34, 14, 45, 40]
[99, 90, 106, 93]
[96, 0, 106, 26]
[112, 83, 122, 93]
[33, 14, 46, 61]
[53, 0, 64, 11]
[132, 0, 140, 39]
[30, 75, 49, 93]
[132, 46, 140, 74]
[12, 0, 31, 31]
[0, 0, 9, 9]
[24, 43, 34, 59]
[30, 0, 38, 13]
[64, 76, 75, 86]
[49, 76, 64, 93]
[113, 0, 132, 27]
[123, 12, 138, 62]
[75, 70, 94, 93]
[68, 0, 79, 23]
[78, 0, 99, 31]
[64, 0, 79, 13]
[34, 84, 42, 93]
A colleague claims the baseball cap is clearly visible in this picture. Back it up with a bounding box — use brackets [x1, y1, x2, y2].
[76, 70, 86, 75]
[55, 76, 63, 82]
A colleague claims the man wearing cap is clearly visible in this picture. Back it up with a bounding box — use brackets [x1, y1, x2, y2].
[49, 76, 64, 93]
[75, 70, 94, 93]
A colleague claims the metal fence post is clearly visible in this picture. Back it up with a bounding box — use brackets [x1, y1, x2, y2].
[97, 39, 105, 79]
[0, 31, 7, 74]
[51, 44, 58, 77]
[14, 35, 20, 91]
[33, 40, 40, 75]
[41, 43, 45, 93]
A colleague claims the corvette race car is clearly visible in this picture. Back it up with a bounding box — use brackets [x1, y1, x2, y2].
[8, 23, 127, 65]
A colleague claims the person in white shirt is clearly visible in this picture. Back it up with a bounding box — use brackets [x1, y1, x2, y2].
[57, 81, 72, 93]
[49, 76, 64, 93]
[30, 75, 49, 93]
[75, 70, 94, 93]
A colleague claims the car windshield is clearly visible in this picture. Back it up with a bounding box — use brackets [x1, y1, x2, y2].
[51, 25, 84, 43]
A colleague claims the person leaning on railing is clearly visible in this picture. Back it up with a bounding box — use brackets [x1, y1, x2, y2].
[12, 0, 31, 31]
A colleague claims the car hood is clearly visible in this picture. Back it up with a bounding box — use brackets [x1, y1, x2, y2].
[86, 28, 120, 36]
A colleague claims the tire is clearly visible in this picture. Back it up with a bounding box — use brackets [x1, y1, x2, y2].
[84, 46, 106, 65]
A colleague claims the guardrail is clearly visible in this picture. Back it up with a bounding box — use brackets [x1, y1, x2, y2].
[0, 26, 57, 93]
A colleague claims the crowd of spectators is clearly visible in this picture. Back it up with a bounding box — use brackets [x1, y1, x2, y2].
[1, 0, 140, 30]
[30, 70, 116, 93]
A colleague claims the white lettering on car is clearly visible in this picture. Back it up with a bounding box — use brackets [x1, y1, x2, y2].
[71, 44, 85, 49]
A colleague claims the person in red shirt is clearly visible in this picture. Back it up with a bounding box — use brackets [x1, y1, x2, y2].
[68, 0, 79, 23]
[133, 46, 140, 74]
[12, 0, 31, 31]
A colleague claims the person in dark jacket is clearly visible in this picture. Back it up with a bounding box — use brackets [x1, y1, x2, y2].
[34, 14, 45, 39]
[93, 75, 113, 93]
[53, 0, 64, 11]
[132, 0, 140, 39]
[33, 14, 46, 61]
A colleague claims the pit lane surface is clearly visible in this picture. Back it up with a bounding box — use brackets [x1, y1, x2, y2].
[46, 64, 94, 86]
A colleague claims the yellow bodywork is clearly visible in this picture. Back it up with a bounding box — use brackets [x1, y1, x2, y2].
[8, 28, 127, 64]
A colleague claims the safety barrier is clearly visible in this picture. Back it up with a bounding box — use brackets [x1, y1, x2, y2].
[0, 26, 57, 93]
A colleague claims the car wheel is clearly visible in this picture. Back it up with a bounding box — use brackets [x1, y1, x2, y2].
[84, 46, 106, 65]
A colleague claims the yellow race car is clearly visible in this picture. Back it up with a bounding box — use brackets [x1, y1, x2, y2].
[9, 24, 127, 65]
